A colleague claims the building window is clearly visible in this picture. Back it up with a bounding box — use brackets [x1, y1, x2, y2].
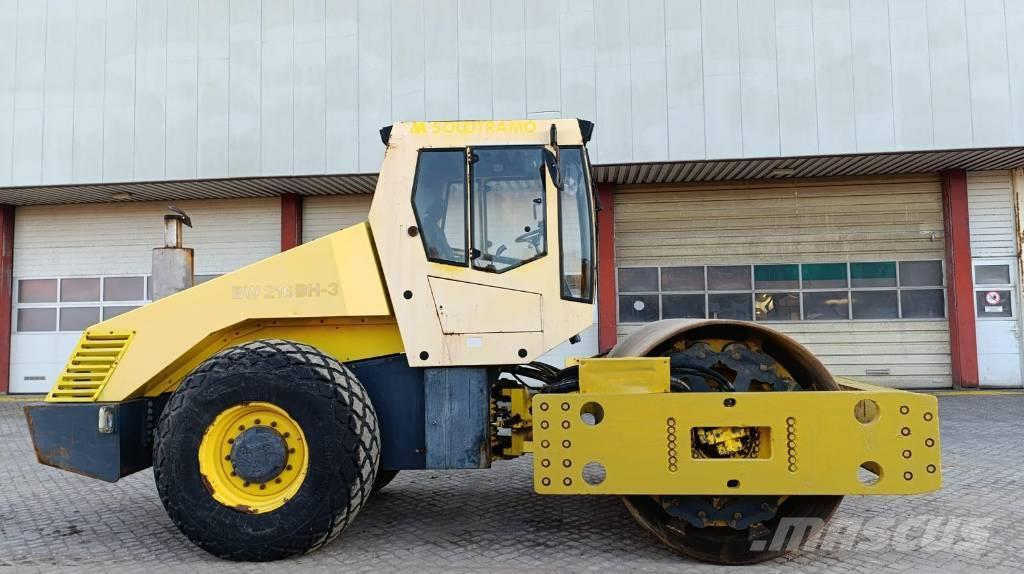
[60, 278, 101, 302]
[14, 275, 155, 333]
[103, 276, 145, 301]
[17, 279, 57, 303]
[974, 263, 1014, 318]
[617, 260, 946, 324]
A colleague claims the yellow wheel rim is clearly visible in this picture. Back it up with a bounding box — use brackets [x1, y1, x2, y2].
[198, 402, 309, 514]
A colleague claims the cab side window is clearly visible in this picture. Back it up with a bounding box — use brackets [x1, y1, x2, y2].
[412, 150, 468, 265]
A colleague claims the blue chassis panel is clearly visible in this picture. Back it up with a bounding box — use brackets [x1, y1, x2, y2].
[24, 355, 491, 481]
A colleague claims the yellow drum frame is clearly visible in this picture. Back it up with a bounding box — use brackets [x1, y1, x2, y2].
[197, 402, 310, 514]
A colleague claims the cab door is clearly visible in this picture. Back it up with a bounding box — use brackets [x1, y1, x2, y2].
[368, 120, 595, 368]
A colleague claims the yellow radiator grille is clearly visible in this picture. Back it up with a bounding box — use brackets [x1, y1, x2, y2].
[46, 331, 134, 402]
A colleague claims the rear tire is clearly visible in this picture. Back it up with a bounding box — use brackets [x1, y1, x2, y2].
[153, 339, 380, 561]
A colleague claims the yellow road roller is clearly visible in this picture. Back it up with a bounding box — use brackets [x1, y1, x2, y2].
[25, 119, 941, 564]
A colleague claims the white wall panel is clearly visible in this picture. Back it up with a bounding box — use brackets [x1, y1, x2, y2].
[294, 0, 327, 174]
[665, 0, 705, 160]
[72, 0, 107, 183]
[41, 0, 75, 184]
[198, 0, 230, 177]
[1007, 1, 1024, 145]
[458, 1, 492, 119]
[701, 0, 741, 159]
[927, 0, 972, 149]
[166, 0, 199, 180]
[524, 0, 561, 120]
[102, 0, 136, 182]
[356, 0, 390, 172]
[493, 0, 527, 120]
[593, 0, 631, 163]
[964, 0, 1012, 147]
[12, 0, 47, 185]
[889, 0, 933, 150]
[811, 0, 856, 154]
[260, 0, 294, 176]
[558, 0, 595, 153]
[0, 0, 1022, 187]
[422, 0, 459, 121]
[391, 0, 426, 122]
[851, 0, 895, 151]
[0, 0, 16, 186]
[229, 0, 261, 176]
[629, 0, 668, 161]
[738, 0, 779, 157]
[133, 0, 168, 180]
[326, 0, 360, 172]
[775, 0, 818, 155]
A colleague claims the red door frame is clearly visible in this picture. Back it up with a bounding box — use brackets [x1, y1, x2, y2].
[281, 194, 303, 251]
[596, 183, 617, 353]
[0, 205, 14, 393]
[941, 169, 979, 389]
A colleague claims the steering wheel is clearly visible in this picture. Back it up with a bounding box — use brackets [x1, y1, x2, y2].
[514, 225, 544, 244]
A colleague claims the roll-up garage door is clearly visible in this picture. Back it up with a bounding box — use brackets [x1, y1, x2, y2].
[302, 195, 373, 243]
[10, 198, 279, 393]
[614, 175, 950, 389]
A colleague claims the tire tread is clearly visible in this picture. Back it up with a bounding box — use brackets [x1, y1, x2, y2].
[153, 339, 380, 561]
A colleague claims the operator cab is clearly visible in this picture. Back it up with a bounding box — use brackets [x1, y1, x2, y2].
[370, 119, 596, 367]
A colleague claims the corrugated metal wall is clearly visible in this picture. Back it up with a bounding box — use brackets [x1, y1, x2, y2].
[2, 0, 1023, 188]
[615, 175, 951, 389]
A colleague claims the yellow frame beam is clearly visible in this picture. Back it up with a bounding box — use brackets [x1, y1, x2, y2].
[532, 381, 941, 496]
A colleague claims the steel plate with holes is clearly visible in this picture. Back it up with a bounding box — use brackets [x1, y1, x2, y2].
[532, 384, 941, 496]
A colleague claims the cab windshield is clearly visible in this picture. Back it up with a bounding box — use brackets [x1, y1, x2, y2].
[470, 147, 548, 273]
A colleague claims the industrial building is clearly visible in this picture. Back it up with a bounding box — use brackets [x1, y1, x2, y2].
[2, 0, 1024, 393]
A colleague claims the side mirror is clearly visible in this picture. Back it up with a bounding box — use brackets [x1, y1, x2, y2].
[543, 149, 563, 191]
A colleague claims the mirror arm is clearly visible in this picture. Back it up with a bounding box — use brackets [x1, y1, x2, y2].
[549, 124, 563, 190]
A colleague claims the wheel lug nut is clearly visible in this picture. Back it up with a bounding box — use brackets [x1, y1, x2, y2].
[243, 482, 250, 487]
[289, 448, 295, 454]
[275, 478, 282, 484]
[238, 425, 245, 431]
[286, 465, 293, 471]
[283, 432, 291, 438]
[271, 422, 277, 427]
[224, 455, 231, 461]
[259, 484, 266, 490]
[227, 438, 234, 444]
[254, 419, 261, 425]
